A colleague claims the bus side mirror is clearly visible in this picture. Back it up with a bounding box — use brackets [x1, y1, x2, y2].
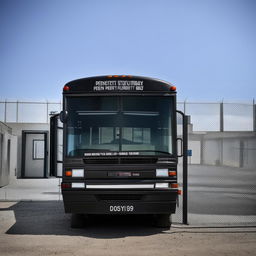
[59, 111, 68, 123]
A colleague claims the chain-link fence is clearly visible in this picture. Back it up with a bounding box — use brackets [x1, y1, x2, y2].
[0, 101, 62, 123]
[0, 99, 255, 225]
[1, 100, 255, 130]
[184, 101, 256, 225]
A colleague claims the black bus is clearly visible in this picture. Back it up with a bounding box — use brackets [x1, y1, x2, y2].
[59, 75, 180, 228]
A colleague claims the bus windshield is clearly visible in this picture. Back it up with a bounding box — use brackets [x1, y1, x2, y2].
[66, 96, 174, 157]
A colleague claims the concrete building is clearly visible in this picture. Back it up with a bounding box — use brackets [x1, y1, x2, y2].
[0, 122, 16, 186]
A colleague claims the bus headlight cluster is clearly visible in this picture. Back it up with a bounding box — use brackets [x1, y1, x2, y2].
[155, 183, 179, 189]
[65, 169, 84, 177]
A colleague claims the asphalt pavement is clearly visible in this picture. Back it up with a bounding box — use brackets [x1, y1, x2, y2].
[0, 201, 256, 256]
[187, 165, 256, 217]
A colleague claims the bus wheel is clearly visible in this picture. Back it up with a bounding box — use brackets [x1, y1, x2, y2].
[71, 213, 86, 228]
[155, 214, 171, 228]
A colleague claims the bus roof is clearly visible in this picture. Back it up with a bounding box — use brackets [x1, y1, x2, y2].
[63, 75, 176, 94]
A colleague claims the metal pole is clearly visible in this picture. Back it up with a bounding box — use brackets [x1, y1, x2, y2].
[4, 100, 7, 123]
[183, 115, 188, 224]
[253, 99, 256, 132]
[16, 100, 19, 122]
[176, 110, 188, 225]
[220, 101, 224, 132]
[46, 101, 49, 124]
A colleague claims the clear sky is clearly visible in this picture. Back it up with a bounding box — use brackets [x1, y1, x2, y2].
[0, 0, 255, 101]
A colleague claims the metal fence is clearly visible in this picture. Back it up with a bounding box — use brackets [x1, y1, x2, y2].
[0, 99, 256, 225]
[178, 100, 256, 132]
[0, 100, 255, 131]
[0, 101, 62, 124]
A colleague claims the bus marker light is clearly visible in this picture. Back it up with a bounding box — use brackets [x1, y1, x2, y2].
[113, 75, 119, 77]
[72, 169, 84, 177]
[168, 171, 176, 176]
[155, 183, 169, 189]
[107, 75, 113, 78]
[171, 183, 179, 188]
[65, 171, 72, 177]
[156, 169, 168, 177]
[170, 86, 176, 91]
[63, 85, 70, 91]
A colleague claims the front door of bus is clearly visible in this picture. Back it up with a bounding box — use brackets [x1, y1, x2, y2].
[21, 131, 48, 178]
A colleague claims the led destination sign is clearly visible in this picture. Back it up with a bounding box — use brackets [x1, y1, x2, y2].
[93, 80, 144, 91]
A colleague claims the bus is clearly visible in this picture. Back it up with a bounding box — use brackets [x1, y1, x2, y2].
[59, 75, 181, 228]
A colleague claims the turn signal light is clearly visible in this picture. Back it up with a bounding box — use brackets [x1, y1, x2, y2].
[178, 189, 182, 195]
[171, 183, 179, 188]
[65, 171, 72, 177]
[168, 171, 177, 176]
[170, 86, 176, 91]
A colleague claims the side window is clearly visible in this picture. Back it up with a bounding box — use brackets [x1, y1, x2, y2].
[33, 140, 45, 160]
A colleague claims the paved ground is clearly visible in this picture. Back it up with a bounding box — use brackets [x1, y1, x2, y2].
[188, 165, 256, 216]
[0, 178, 62, 201]
[1, 165, 256, 224]
[0, 201, 256, 256]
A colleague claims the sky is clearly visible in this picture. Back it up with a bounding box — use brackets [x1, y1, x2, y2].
[0, 0, 256, 101]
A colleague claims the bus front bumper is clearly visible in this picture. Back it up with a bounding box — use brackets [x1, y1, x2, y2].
[62, 190, 178, 215]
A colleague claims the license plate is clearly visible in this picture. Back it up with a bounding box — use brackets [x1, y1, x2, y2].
[109, 205, 134, 212]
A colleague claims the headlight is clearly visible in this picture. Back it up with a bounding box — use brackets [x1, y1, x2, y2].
[72, 169, 84, 177]
[156, 169, 168, 177]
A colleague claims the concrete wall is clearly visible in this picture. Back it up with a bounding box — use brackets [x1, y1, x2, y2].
[222, 139, 240, 168]
[189, 132, 256, 169]
[6, 123, 50, 178]
[203, 139, 221, 166]
[9, 135, 18, 181]
[242, 137, 256, 169]
[0, 122, 16, 187]
[188, 140, 201, 164]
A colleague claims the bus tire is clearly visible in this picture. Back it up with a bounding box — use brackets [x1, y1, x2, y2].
[155, 214, 171, 228]
[71, 213, 86, 228]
